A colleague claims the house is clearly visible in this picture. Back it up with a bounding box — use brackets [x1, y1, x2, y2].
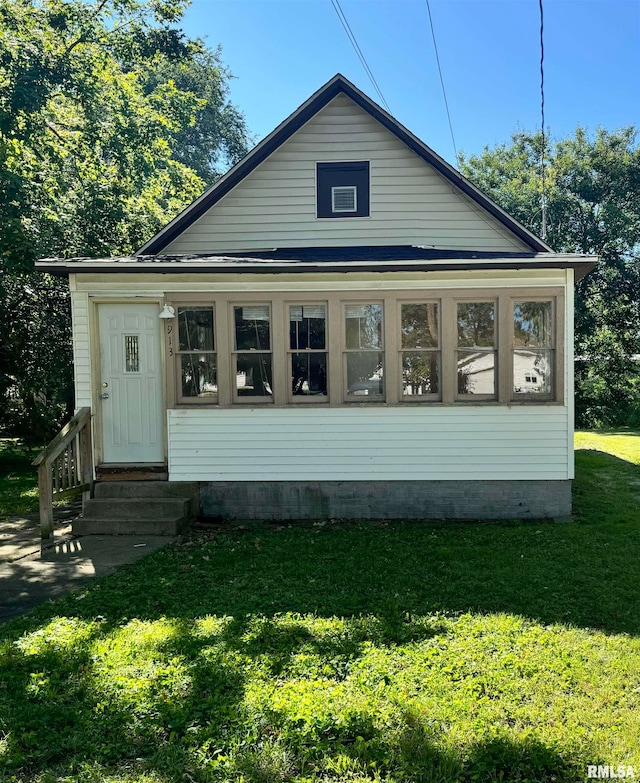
[37, 74, 597, 525]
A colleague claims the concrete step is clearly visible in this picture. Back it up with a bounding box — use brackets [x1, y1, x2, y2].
[73, 517, 185, 536]
[95, 481, 198, 499]
[81, 498, 190, 522]
[75, 481, 200, 536]
[94, 481, 200, 519]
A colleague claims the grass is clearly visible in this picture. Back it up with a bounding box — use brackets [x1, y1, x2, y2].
[1, 433, 640, 781]
[0, 441, 40, 518]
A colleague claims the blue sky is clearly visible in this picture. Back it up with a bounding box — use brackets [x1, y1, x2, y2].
[180, 0, 640, 166]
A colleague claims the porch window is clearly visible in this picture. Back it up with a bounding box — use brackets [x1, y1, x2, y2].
[344, 303, 384, 400]
[400, 302, 440, 399]
[288, 304, 328, 401]
[168, 290, 562, 408]
[177, 307, 217, 402]
[456, 301, 496, 399]
[233, 305, 273, 402]
[513, 300, 554, 398]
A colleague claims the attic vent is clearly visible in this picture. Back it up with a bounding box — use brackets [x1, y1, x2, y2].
[331, 186, 357, 213]
[316, 161, 369, 218]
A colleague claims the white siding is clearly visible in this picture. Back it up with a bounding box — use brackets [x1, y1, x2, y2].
[70, 286, 92, 408]
[168, 406, 570, 481]
[163, 94, 529, 255]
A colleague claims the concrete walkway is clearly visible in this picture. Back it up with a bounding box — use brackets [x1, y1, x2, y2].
[0, 506, 172, 623]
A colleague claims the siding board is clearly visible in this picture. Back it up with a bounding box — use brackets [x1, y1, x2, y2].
[163, 94, 529, 255]
[168, 407, 569, 481]
[71, 289, 92, 408]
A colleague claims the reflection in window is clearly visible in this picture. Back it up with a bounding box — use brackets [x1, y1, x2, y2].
[345, 304, 382, 349]
[124, 336, 139, 373]
[234, 305, 272, 399]
[457, 302, 496, 396]
[513, 301, 554, 397]
[401, 303, 440, 397]
[344, 304, 384, 399]
[181, 354, 217, 398]
[177, 307, 216, 399]
[402, 352, 439, 396]
[346, 352, 384, 397]
[289, 305, 327, 397]
[236, 354, 273, 397]
[179, 308, 215, 352]
[234, 305, 270, 350]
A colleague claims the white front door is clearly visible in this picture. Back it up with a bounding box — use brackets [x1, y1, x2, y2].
[98, 303, 164, 463]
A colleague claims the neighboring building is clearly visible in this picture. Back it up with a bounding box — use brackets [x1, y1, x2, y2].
[38, 74, 597, 521]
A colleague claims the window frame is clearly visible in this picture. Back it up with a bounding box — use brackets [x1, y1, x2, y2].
[342, 300, 385, 403]
[173, 304, 218, 405]
[510, 296, 557, 402]
[454, 297, 498, 402]
[286, 300, 330, 404]
[164, 288, 564, 409]
[398, 299, 441, 402]
[230, 302, 274, 405]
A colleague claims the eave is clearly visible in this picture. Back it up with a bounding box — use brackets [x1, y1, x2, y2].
[36, 251, 598, 281]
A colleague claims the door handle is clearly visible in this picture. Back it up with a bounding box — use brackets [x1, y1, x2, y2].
[100, 393, 109, 399]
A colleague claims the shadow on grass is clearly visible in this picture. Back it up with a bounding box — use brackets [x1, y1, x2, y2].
[0, 614, 583, 782]
[25, 448, 633, 636]
[0, 447, 637, 779]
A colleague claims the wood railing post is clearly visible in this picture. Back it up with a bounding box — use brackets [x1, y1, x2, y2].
[32, 407, 92, 539]
[79, 422, 93, 507]
[38, 462, 54, 539]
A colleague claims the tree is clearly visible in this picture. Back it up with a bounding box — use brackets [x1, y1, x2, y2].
[0, 0, 250, 441]
[460, 128, 640, 427]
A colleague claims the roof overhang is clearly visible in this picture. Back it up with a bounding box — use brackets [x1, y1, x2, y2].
[136, 73, 554, 256]
[37, 251, 598, 281]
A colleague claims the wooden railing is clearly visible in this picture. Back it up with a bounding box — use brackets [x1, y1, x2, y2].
[32, 408, 93, 539]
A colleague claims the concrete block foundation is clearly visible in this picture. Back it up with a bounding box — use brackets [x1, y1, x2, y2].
[199, 480, 572, 521]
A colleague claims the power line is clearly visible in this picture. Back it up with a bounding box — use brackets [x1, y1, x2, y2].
[539, 0, 548, 240]
[330, 0, 391, 113]
[425, 0, 459, 167]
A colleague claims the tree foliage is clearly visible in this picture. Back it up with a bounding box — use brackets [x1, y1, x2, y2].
[0, 0, 250, 441]
[460, 127, 640, 427]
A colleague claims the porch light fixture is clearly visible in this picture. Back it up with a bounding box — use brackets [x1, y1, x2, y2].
[159, 304, 176, 319]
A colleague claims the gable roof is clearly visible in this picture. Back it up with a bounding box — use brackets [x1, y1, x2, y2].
[138, 74, 553, 256]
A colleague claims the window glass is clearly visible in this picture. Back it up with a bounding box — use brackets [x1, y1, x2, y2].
[457, 302, 495, 348]
[457, 302, 496, 397]
[178, 307, 214, 352]
[236, 355, 273, 397]
[457, 352, 495, 395]
[513, 302, 552, 347]
[513, 301, 554, 397]
[401, 303, 438, 348]
[234, 305, 270, 351]
[292, 353, 328, 396]
[402, 352, 439, 396]
[289, 305, 327, 397]
[181, 355, 218, 398]
[345, 304, 382, 349]
[513, 350, 552, 395]
[346, 352, 384, 397]
[177, 307, 216, 400]
[290, 305, 326, 350]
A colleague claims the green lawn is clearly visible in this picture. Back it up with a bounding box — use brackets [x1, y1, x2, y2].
[0, 441, 40, 518]
[1, 434, 640, 782]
